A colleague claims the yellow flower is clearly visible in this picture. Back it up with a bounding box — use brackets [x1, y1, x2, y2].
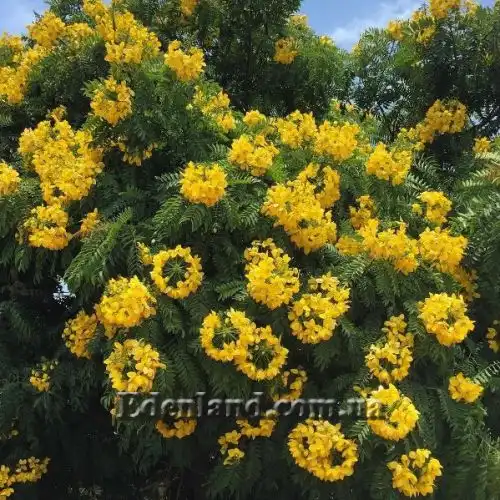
[236, 415, 277, 439]
[418, 227, 467, 274]
[79, 209, 100, 238]
[104, 339, 165, 392]
[418, 293, 474, 346]
[295, 163, 340, 208]
[275, 111, 317, 149]
[180, 162, 227, 207]
[366, 316, 414, 384]
[29, 361, 58, 392]
[90, 77, 134, 126]
[233, 326, 288, 381]
[180, 0, 198, 17]
[0, 162, 20, 196]
[200, 309, 256, 362]
[228, 134, 279, 176]
[83, 1, 160, 64]
[271, 368, 307, 402]
[244, 239, 300, 310]
[165, 40, 205, 82]
[487, 321, 500, 353]
[274, 38, 298, 64]
[95, 276, 157, 332]
[429, 0, 462, 19]
[367, 385, 419, 441]
[18, 117, 104, 205]
[314, 121, 360, 162]
[358, 219, 419, 274]
[288, 273, 350, 344]
[388, 449, 442, 497]
[243, 110, 266, 127]
[387, 20, 405, 40]
[288, 420, 358, 482]
[415, 100, 467, 144]
[62, 311, 98, 359]
[418, 191, 452, 225]
[28, 12, 66, 49]
[449, 372, 484, 403]
[350, 195, 375, 229]
[150, 246, 203, 299]
[261, 178, 337, 254]
[22, 204, 70, 251]
[473, 137, 491, 154]
[156, 413, 196, 438]
[366, 143, 413, 185]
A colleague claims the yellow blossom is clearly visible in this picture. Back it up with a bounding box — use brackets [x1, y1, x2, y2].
[448, 372, 484, 403]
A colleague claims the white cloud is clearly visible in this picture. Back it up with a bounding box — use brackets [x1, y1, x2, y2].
[331, 0, 421, 49]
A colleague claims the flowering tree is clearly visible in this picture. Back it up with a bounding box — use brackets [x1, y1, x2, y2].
[1, 0, 500, 499]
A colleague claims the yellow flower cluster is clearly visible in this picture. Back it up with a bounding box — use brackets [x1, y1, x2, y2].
[418, 293, 474, 346]
[448, 372, 484, 403]
[29, 361, 58, 392]
[0, 44, 48, 104]
[275, 111, 317, 149]
[429, 0, 462, 19]
[289, 14, 309, 27]
[192, 87, 236, 133]
[388, 449, 442, 497]
[27, 12, 66, 49]
[335, 235, 364, 256]
[366, 315, 414, 384]
[487, 321, 500, 353]
[236, 415, 277, 439]
[0, 162, 20, 196]
[450, 266, 480, 302]
[288, 420, 358, 482]
[104, 339, 165, 392]
[349, 195, 375, 229]
[150, 246, 203, 299]
[165, 40, 205, 82]
[359, 219, 419, 274]
[22, 204, 70, 250]
[296, 163, 341, 208]
[83, 0, 161, 64]
[156, 414, 197, 439]
[180, 0, 199, 16]
[289, 273, 350, 344]
[116, 139, 157, 166]
[261, 178, 337, 254]
[218, 430, 245, 466]
[95, 276, 157, 334]
[367, 384, 419, 441]
[271, 368, 308, 401]
[243, 110, 267, 127]
[387, 20, 405, 40]
[200, 309, 255, 362]
[234, 326, 288, 381]
[180, 161, 227, 207]
[473, 137, 491, 154]
[415, 100, 467, 144]
[274, 38, 298, 64]
[79, 209, 100, 238]
[418, 191, 452, 225]
[366, 143, 413, 186]
[229, 134, 279, 176]
[90, 77, 134, 126]
[319, 35, 334, 46]
[418, 227, 467, 274]
[314, 121, 360, 162]
[0, 457, 50, 499]
[18, 114, 103, 209]
[243, 239, 300, 310]
[62, 311, 98, 359]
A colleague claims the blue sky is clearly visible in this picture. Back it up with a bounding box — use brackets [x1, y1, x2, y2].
[0, 0, 496, 49]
